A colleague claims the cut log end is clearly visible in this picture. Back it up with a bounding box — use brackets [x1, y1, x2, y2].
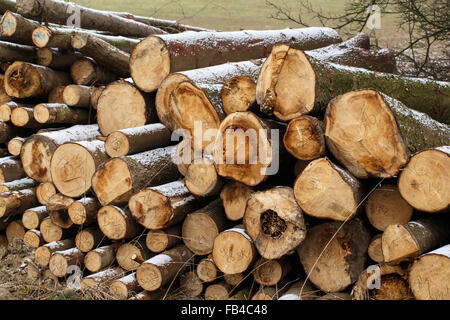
[24, 230, 42, 248]
[220, 181, 254, 221]
[182, 212, 219, 255]
[136, 263, 163, 291]
[7, 137, 24, 156]
[368, 235, 384, 263]
[196, 259, 219, 283]
[381, 224, 419, 264]
[75, 230, 100, 253]
[36, 182, 56, 205]
[32, 26, 51, 48]
[4, 62, 41, 98]
[84, 252, 103, 273]
[116, 243, 147, 271]
[36, 48, 53, 66]
[185, 158, 222, 196]
[221, 76, 256, 115]
[97, 206, 129, 240]
[205, 283, 230, 300]
[1, 11, 19, 37]
[49, 253, 69, 277]
[105, 131, 129, 157]
[283, 116, 325, 160]
[67, 201, 87, 225]
[146, 229, 170, 253]
[10, 108, 31, 127]
[40, 218, 63, 243]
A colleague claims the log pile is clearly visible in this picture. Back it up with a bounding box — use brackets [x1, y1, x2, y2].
[0, 0, 449, 301]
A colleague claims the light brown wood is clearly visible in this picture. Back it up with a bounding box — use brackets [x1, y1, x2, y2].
[22, 205, 48, 230]
[97, 206, 142, 240]
[7, 137, 25, 156]
[205, 282, 232, 300]
[90, 86, 105, 110]
[110, 272, 141, 300]
[0, 188, 38, 220]
[23, 229, 43, 248]
[34, 103, 91, 125]
[221, 76, 257, 115]
[220, 181, 254, 221]
[116, 239, 153, 271]
[34, 239, 74, 267]
[0, 177, 38, 194]
[368, 234, 384, 263]
[70, 57, 118, 86]
[0, 102, 30, 122]
[67, 197, 100, 225]
[47, 193, 75, 229]
[185, 156, 224, 197]
[179, 271, 203, 298]
[49, 247, 84, 277]
[75, 227, 104, 253]
[6, 220, 25, 242]
[11, 107, 39, 128]
[283, 116, 325, 160]
[36, 48, 83, 70]
[0, 156, 26, 185]
[224, 272, 246, 287]
[253, 256, 292, 286]
[48, 86, 65, 103]
[80, 267, 125, 290]
[0, 11, 39, 45]
[36, 182, 57, 205]
[244, 187, 306, 259]
[196, 257, 222, 283]
[84, 244, 118, 273]
[39, 217, 64, 243]
[145, 225, 181, 253]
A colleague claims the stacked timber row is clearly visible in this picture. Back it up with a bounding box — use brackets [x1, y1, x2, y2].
[0, 0, 449, 301]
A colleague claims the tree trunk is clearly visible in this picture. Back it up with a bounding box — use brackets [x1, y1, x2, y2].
[325, 90, 450, 179]
[70, 57, 118, 86]
[212, 224, 257, 275]
[7, 136, 25, 156]
[110, 272, 141, 300]
[24, 228, 44, 248]
[293, 157, 363, 221]
[34, 103, 91, 125]
[179, 271, 203, 298]
[0, 188, 38, 219]
[105, 123, 172, 158]
[0, 156, 25, 183]
[382, 217, 450, 264]
[129, 180, 199, 230]
[365, 184, 413, 231]
[253, 256, 292, 286]
[185, 155, 224, 197]
[205, 282, 233, 300]
[283, 115, 326, 160]
[22, 205, 48, 230]
[35, 182, 56, 205]
[368, 234, 384, 263]
[257, 45, 450, 123]
[80, 267, 125, 290]
[0, 40, 36, 63]
[6, 220, 25, 242]
[50, 139, 108, 197]
[92, 145, 179, 206]
[67, 197, 100, 225]
[34, 238, 74, 267]
[17, 0, 166, 37]
[398, 147, 450, 213]
[130, 27, 341, 92]
[136, 245, 194, 291]
[0, 74, 12, 106]
[75, 227, 103, 253]
[48, 247, 84, 277]
[297, 218, 370, 293]
[62, 85, 95, 108]
[97, 205, 142, 240]
[10, 106, 40, 128]
[0, 11, 39, 45]
[84, 244, 119, 273]
[96, 79, 157, 136]
[220, 181, 254, 221]
[36, 48, 83, 71]
[116, 239, 153, 271]
[244, 187, 306, 259]
[196, 257, 222, 283]
[145, 224, 181, 253]
[4, 61, 71, 98]
[0, 177, 38, 193]
[182, 199, 230, 255]
[408, 244, 450, 300]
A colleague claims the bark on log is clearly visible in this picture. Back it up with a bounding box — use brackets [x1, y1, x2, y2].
[110, 272, 141, 300]
[92, 145, 179, 206]
[50, 140, 109, 197]
[0, 40, 36, 63]
[325, 90, 450, 178]
[297, 219, 370, 292]
[22, 205, 48, 230]
[75, 227, 103, 253]
[196, 257, 222, 283]
[90, 86, 105, 110]
[365, 184, 413, 231]
[0, 156, 25, 184]
[129, 180, 199, 230]
[39, 216, 74, 243]
[10, 106, 40, 128]
[382, 217, 450, 264]
[105, 123, 172, 158]
[179, 271, 203, 298]
[48, 247, 84, 277]
[0, 11, 39, 45]
[17, 0, 166, 37]
[84, 244, 118, 273]
[408, 244, 450, 300]
[67, 197, 100, 225]
[0, 122, 17, 144]
[0, 177, 37, 194]
[136, 245, 194, 291]
[36, 48, 83, 70]
[4, 62, 70, 99]
[62, 85, 95, 108]
[6, 220, 25, 242]
[70, 57, 118, 86]
[130, 27, 341, 92]
[398, 147, 450, 212]
[182, 199, 230, 255]
[34, 103, 91, 126]
[23, 228, 43, 248]
[220, 181, 254, 221]
[34, 238, 74, 267]
[0, 188, 38, 219]
[96, 80, 157, 136]
[145, 224, 181, 253]
[293, 157, 363, 221]
[7, 136, 25, 156]
[253, 256, 292, 286]
[48, 85, 65, 103]
[35, 182, 56, 205]
[212, 224, 257, 274]
[368, 234, 384, 263]
[244, 187, 306, 259]
[0, 74, 12, 106]
[80, 267, 125, 290]
[185, 155, 224, 197]
[97, 205, 142, 240]
[116, 239, 153, 271]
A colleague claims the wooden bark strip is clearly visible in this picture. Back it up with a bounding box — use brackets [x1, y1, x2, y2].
[131, 27, 341, 92]
[0, 10, 39, 45]
[23, 229, 43, 248]
[80, 267, 125, 290]
[0, 177, 37, 193]
[84, 244, 118, 273]
[105, 123, 172, 158]
[17, 0, 166, 37]
[0, 40, 36, 63]
[409, 244, 450, 300]
[283, 116, 325, 160]
[67, 197, 100, 225]
[36, 48, 83, 70]
[325, 90, 450, 178]
[36, 182, 56, 205]
[398, 147, 450, 213]
[75, 227, 103, 253]
[110, 272, 141, 300]
[0, 188, 38, 219]
[92, 145, 179, 206]
[49, 247, 84, 277]
[71, 33, 130, 78]
[293, 157, 363, 221]
[382, 217, 450, 264]
[297, 219, 370, 293]
[22, 205, 48, 230]
[145, 225, 181, 253]
[244, 187, 306, 259]
[7, 136, 25, 156]
[11, 107, 40, 128]
[34, 103, 91, 125]
[70, 57, 118, 86]
[4, 62, 71, 99]
[34, 239, 74, 267]
[116, 239, 153, 271]
[220, 181, 254, 221]
[62, 85, 95, 108]
[97, 206, 142, 240]
[136, 245, 194, 291]
[0, 156, 25, 184]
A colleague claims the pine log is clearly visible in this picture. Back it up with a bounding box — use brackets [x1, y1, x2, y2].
[70, 57, 118, 86]
[116, 239, 153, 271]
[48, 86, 65, 103]
[34, 239, 74, 267]
[22, 205, 48, 230]
[205, 282, 232, 300]
[283, 116, 325, 160]
[145, 225, 181, 254]
[136, 245, 194, 291]
[105, 123, 172, 158]
[182, 199, 229, 255]
[244, 187, 306, 259]
[16, 0, 166, 37]
[80, 267, 125, 290]
[257, 44, 450, 123]
[0, 11, 39, 45]
[4, 61, 70, 98]
[23, 228, 43, 248]
[97, 205, 142, 240]
[35, 182, 56, 205]
[277, 280, 319, 300]
[33, 103, 91, 125]
[293, 157, 363, 221]
[130, 27, 341, 92]
[382, 217, 450, 264]
[7, 136, 25, 156]
[0, 188, 38, 219]
[297, 219, 370, 293]
[185, 156, 224, 197]
[0, 102, 31, 122]
[92, 146, 179, 206]
[49, 247, 84, 277]
[110, 272, 141, 300]
[325, 90, 450, 178]
[67, 197, 100, 225]
[10, 106, 40, 128]
[36, 48, 83, 70]
[50, 139, 109, 197]
[128, 180, 199, 230]
[62, 85, 95, 108]
[39, 216, 73, 243]
[212, 112, 286, 186]
[253, 256, 292, 286]
[5, 220, 25, 242]
[398, 147, 450, 212]
[0, 156, 25, 183]
[0, 40, 36, 63]
[196, 257, 222, 283]
[84, 244, 118, 273]
[220, 181, 254, 221]
[368, 234, 384, 263]
[408, 244, 450, 300]
[365, 184, 413, 231]
[179, 271, 204, 298]
[0, 177, 38, 193]
[96, 79, 157, 136]
[75, 227, 103, 253]
[90, 86, 105, 110]
[212, 224, 257, 274]
[0, 122, 16, 144]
